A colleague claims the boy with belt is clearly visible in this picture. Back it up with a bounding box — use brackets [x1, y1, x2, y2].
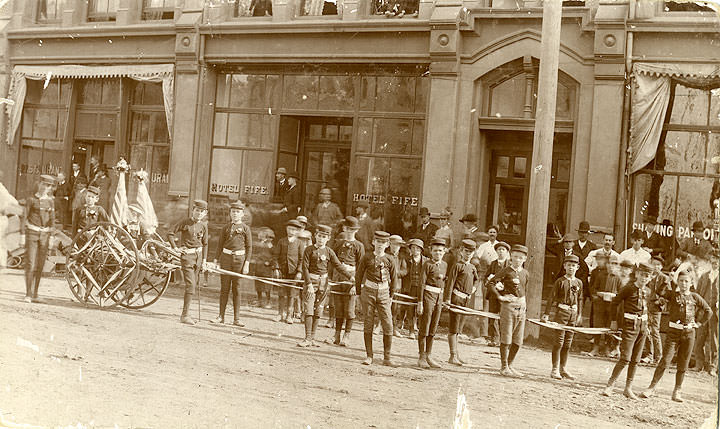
[211, 201, 252, 326]
[640, 270, 711, 402]
[273, 219, 305, 324]
[356, 231, 398, 366]
[484, 241, 510, 347]
[328, 216, 365, 346]
[487, 244, 530, 377]
[601, 262, 653, 399]
[542, 254, 583, 380]
[169, 199, 209, 326]
[443, 239, 479, 366]
[23, 175, 56, 303]
[72, 185, 108, 236]
[397, 238, 424, 339]
[642, 255, 671, 364]
[417, 237, 447, 368]
[298, 224, 352, 347]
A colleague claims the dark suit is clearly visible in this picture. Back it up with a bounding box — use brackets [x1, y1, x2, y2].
[414, 222, 439, 256]
[68, 171, 87, 200]
[283, 185, 302, 218]
[554, 248, 590, 299]
[677, 237, 714, 261]
[573, 239, 597, 261]
[54, 180, 71, 227]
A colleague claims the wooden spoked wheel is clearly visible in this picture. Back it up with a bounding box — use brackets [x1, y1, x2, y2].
[118, 239, 178, 309]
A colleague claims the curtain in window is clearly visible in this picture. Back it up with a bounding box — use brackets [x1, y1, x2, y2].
[6, 64, 175, 146]
[629, 62, 720, 174]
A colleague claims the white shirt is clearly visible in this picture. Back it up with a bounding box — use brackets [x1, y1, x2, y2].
[619, 247, 651, 267]
[474, 241, 498, 265]
[585, 248, 620, 272]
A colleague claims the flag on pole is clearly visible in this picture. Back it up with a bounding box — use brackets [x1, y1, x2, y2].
[135, 169, 158, 234]
[111, 171, 128, 227]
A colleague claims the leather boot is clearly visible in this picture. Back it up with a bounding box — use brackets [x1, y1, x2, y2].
[602, 360, 626, 396]
[340, 319, 352, 346]
[383, 334, 398, 367]
[623, 363, 639, 400]
[25, 271, 33, 299]
[551, 347, 562, 379]
[232, 292, 244, 327]
[418, 336, 429, 368]
[311, 316, 321, 346]
[362, 331, 374, 365]
[500, 344, 512, 376]
[32, 274, 42, 301]
[180, 293, 196, 325]
[508, 343, 523, 377]
[672, 371, 685, 402]
[426, 336, 441, 368]
[331, 319, 343, 345]
[297, 316, 314, 347]
[448, 334, 462, 366]
[559, 345, 575, 380]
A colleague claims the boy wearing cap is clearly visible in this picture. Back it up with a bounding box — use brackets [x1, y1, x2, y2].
[298, 224, 353, 347]
[72, 185, 109, 236]
[328, 216, 365, 345]
[386, 234, 406, 335]
[312, 188, 343, 231]
[23, 175, 56, 303]
[602, 262, 654, 399]
[417, 237, 447, 368]
[211, 201, 252, 326]
[168, 200, 209, 325]
[542, 254, 583, 380]
[253, 227, 275, 309]
[273, 219, 306, 324]
[484, 241, 510, 347]
[396, 237, 424, 339]
[640, 270, 711, 402]
[619, 230, 651, 267]
[444, 239, 479, 366]
[356, 231, 398, 366]
[487, 244, 530, 377]
[642, 255, 671, 364]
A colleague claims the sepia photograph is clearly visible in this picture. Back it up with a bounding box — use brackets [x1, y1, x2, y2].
[0, 0, 719, 427]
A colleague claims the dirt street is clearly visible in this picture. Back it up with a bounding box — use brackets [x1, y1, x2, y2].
[0, 270, 717, 429]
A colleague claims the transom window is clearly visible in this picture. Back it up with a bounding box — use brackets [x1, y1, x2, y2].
[87, 0, 118, 22]
[142, 0, 175, 20]
[37, 0, 64, 23]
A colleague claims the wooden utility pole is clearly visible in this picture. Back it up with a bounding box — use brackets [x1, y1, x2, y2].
[525, 0, 562, 341]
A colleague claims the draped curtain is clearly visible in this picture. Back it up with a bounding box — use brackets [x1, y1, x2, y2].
[6, 64, 175, 146]
[629, 62, 720, 174]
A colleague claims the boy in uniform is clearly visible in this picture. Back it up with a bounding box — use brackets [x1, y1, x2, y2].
[484, 241, 510, 347]
[416, 237, 447, 368]
[273, 219, 305, 324]
[72, 185, 108, 236]
[397, 238, 424, 339]
[298, 224, 353, 347]
[23, 175, 56, 303]
[211, 201, 252, 326]
[356, 231, 398, 366]
[542, 254, 583, 380]
[253, 227, 275, 308]
[329, 216, 365, 345]
[642, 255, 671, 364]
[168, 199, 209, 325]
[443, 239, 479, 366]
[585, 252, 611, 356]
[386, 234, 406, 335]
[601, 262, 653, 399]
[487, 244, 530, 377]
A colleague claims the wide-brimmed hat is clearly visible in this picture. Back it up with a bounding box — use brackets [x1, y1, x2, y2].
[577, 221, 591, 233]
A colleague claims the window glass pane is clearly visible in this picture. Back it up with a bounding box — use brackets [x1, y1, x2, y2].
[339, 125, 353, 141]
[230, 74, 265, 108]
[57, 109, 68, 139]
[631, 173, 677, 233]
[663, 131, 706, 173]
[145, 82, 164, 105]
[555, 159, 570, 182]
[491, 184, 523, 236]
[326, 124, 338, 141]
[373, 118, 412, 155]
[360, 77, 376, 111]
[278, 116, 299, 152]
[708, 133, 720, 175]
[39, 81, 59, 105]
[415, 76, 429, 114]
[490, 74, 525, 118]
[308, 124, 323, 140]
[283, 75, 319, 110]
[513, 157, 526, 178]
[34, 109, 57, 139]
[266, 75, 281, 109]
[152, 112, 169, 143]
[496, 156, 509, 178]
[227, 113, 250, 147]
[210, 148, 242, 198]
[548, 188, 568, 237]
[711, 88, 720, 126]
[99, 113, 117, 138]
[261, 114, 275, 149]
[241, 150, 274, 204]
[318, 75, 355, 111]
[101, 79, 120, 105]
[375, 77, 415, 112]
[216, 75, 231, 108]
[17, 144, 44, 197]
[25, 81, 43, 105]
[22, 108, 36, 138]
[149, 146, 171, 212]
[555, 83, 573, 119]
[76, 112, 96, 137]
[412, 120, 424, 156]
[60, 81, 72, 104]
[213, 112, 228, 147]
[677, 176, 716, 235]
[278, 152, 298, 173]
[78, 80, 102, 105]
[357, 118, 372, 152]
[670, 84, 709, 126]
[129, 145, 149, 177]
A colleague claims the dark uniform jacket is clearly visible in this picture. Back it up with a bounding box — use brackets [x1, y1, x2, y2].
[546, 276, 583, 325]
[273, 236, 305, 278]
[169, 218, 209, 261]
[573, 239, 598, 260]
[72, 204, 108, 235]
[414, 222, 439, 253]
[613, 283, 649, 316]
[661, 290, 711, 327]
[355, 253, 397, 294]
[444, 260, 478, 305]
[646, 272, 671, 314]
[26, 195, 55, 231]
[214, 222, 253, 262]
[283, 185, 302, 217]
[696, 272, 719, 323]
[677, 237, 714, 262]
[331, 238, 364, 281]
[302, 245, 349, 285]
[420, 258, 447, 300]
[402, 254, 426, 297]
[487, 265, 529, 299]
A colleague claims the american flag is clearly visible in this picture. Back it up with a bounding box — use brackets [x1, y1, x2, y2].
[110, 171, 128, 226]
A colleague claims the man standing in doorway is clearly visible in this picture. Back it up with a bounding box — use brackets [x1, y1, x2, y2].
[273, 167, 288, 203]
[311, 188, 343, 231]
[415, 207, 438, 255]
[574, 221, 598, 261]
[282, 171, 302, 219]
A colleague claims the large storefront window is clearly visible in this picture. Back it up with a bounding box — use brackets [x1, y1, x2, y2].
[631, 82, 720, 250]
[17, 79, 71, 198]
[209, 67, 428, 237]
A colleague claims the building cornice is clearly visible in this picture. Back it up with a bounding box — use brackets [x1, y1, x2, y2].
[7, 23, 176, 39]
[199, 19, 431, 35]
